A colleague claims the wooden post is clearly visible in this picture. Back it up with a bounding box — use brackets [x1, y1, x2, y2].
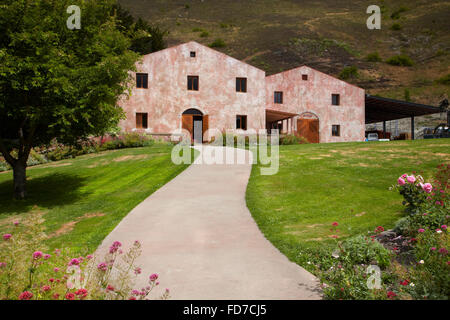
[411, 116, 415, 140]
[383, 121, 386, 139]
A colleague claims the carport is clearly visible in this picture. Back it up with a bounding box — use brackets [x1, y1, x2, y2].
[365, 94, 442, 140]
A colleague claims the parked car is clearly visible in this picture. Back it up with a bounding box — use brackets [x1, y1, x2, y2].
[367, 133, 379, 141]
[423, 123, 450, 139]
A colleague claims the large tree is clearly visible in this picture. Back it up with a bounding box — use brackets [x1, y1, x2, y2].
[0, 0, 140, 199]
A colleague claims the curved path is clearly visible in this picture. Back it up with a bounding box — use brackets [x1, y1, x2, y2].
[97, 146, 321, 299]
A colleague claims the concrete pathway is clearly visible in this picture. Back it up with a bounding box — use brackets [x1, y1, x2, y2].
[96, 146, 321, 299]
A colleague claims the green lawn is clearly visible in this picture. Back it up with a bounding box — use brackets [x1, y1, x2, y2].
[246, 139, 450, 272]
[0, 144, 195, 253]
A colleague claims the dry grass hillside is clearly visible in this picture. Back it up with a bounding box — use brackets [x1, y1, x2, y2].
[120, 0, 450, 129]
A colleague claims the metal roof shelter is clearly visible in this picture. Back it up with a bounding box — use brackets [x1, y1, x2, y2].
[365, 94, 442, 139]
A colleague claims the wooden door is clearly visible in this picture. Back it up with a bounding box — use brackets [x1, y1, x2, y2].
[297, 119, 319, 143]
[202, 115, 209, 142]
[182, 114, 193, 142]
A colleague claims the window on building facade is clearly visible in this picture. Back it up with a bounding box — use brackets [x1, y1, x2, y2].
[236, 115, 247, 130]
[302, 74, 308, 81]
[187, 76, 199, 91]
[236, 77, 247, 93]
[332, 94, 340, 105]
[136, 73, 148, 89]
[274, 91, 283, 104]
[190, 51, 196, 57]
[136, 113, 148, 129]
[332, 125, 340, 137]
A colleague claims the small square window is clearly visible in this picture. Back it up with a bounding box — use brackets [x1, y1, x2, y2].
[190, 51, 196, 57]
[332, 125, 340, 137]
[274, 91, 283, 104]
[332, 94, 340, 106]
[302, 74, 308, 81]
[236, 115, 247, 130]
[187, 76, 199, 91]
[136, 73, 148, 89]
[136, 113, 148, 129]
[236, 78, 247, 93]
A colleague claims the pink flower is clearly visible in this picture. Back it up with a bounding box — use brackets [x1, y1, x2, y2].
[33, 251, 43, 260]
[3, 234, 12, 240]
[418, 228, 425, 233]
[129, 296, 137, 300]
[332, 222, 338, 226]
[106, 285, 115, 292]
[41, 285, 51, 292]
[0, 262, 6, 268]
[97, 262, 108, 271]
[401, 174, 407, 179]
[406, 175, 416, 184]
[49, 278, 55, 283]
[18, 291, 33, 300]
[86, 255, 93, 260]
[441, 225, 447, 230]
[68, 258, 80, 266]
[44, 254, 51, 260]
[430, 247, 436, 251]
[52, 293, 60, 300]
[397, 177, 406, 186]
[109, 241, 122, 254]
[439, 248, 448, 255]
[131, 289, 140, 296]
[421, 183, 433, 193]
[149, 273, 158, 281]
[54, 267, 60, 272]
[13, 221, 19, 226]
[75, 288, 88, 299]
[387, 291, 396, 299]
[134, 267, 142, 275]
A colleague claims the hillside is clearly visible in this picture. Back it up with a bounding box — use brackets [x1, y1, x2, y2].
[120, 0, 450, 129]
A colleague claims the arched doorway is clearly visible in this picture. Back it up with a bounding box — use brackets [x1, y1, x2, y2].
[297, 112, 319, 143]
[181, 108, 209, 144]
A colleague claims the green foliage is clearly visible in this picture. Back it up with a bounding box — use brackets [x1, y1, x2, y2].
[340, 235, 392, 268]
[209, 38, 226, 48]
[404, 88, 411, 102]
[435, 74, 450, 85]
[200, 31, 209, 38]
[390, 23, 402, 31]
[366, 52, 382, 62]
[279, 134, 309, 145]
[339, 66, 359, 80]
[386, 55, 414, 66]
[391, 7, 408, 20]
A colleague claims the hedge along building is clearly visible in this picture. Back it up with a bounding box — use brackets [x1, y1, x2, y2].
[118, 41, 365, 143]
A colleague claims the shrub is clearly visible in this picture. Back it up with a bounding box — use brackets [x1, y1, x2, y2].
[404, 88, 411, 102]
[436, 74, 450, 85]
[366, 52, 382, 62]
[200, 31, 209, 38]
[391, 7, 408, 20]
[209, 38, 226, 48]
[386, 55, 414, 66]
[339, 66, 358, 80]
[0, 213, 170, 300]
[192, 27, 203, 32]
[390, 23, 402, 30]
[279, 134, 309, 145]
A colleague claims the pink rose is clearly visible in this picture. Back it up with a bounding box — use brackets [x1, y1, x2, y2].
[418, 228, 425, 233]
[397, 177, 406, 186]
[406, 175, 416, 184]
[441, 225, 447, 230]
[421, 183, 432, 193]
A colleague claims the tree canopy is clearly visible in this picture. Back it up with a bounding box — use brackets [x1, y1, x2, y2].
[0, 0, 142, 198]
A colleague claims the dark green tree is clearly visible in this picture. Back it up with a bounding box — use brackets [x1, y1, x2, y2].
[0, 0, 139, 198]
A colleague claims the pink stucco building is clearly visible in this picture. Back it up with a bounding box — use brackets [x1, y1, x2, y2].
[118, 41, 365, 143]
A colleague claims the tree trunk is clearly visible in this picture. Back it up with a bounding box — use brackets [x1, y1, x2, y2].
[13, 162, 27, 199]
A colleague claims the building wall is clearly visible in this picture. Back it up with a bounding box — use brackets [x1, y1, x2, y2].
[265, 66, 365, 143]
[118, 41, 266, 138]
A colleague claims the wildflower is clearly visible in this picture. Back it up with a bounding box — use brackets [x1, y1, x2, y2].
[401, 174, 407, 178]
[419, 260, 424, 264]
[19, 291, 33, 300]
[49, 278, 55, 283]
[13, 221, 19, 226]
[409, 283, 415, 287]
[44, 254, 51, 260]
[129, 296, 137, 300]
[430, 247, 436, 251]
[75, 289, 88, 299]
[134, 267, 142, 275]
[52, 293, 60, 300]
[131, 289, 140, 296]
[41, 285, 51, 292]
[106, 285, 115, 292]
[436, 229, 442, 234]
[332, 222, 338, 226]
[441, 225, 447, 230]
[397, 177, 406, 186]
[375, 226, 384, 233]
[97, 262, 108, 272]
[68, 258, 80, 266]
[86, 255, 93, 260]
[134, 240, 141, 246]
[109, 241, 122, 254]
[33, 251, 43, 260]
[439, 248, 448, 255]
[54, 267, 60, 272]
[65, 293, 75, 300]
[406, 175, 416, 184]
[0, 262, 6, 268]
[3, 234, 12, 241]
[418, 228, 425, 233]
[149, 274, 158, 281]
